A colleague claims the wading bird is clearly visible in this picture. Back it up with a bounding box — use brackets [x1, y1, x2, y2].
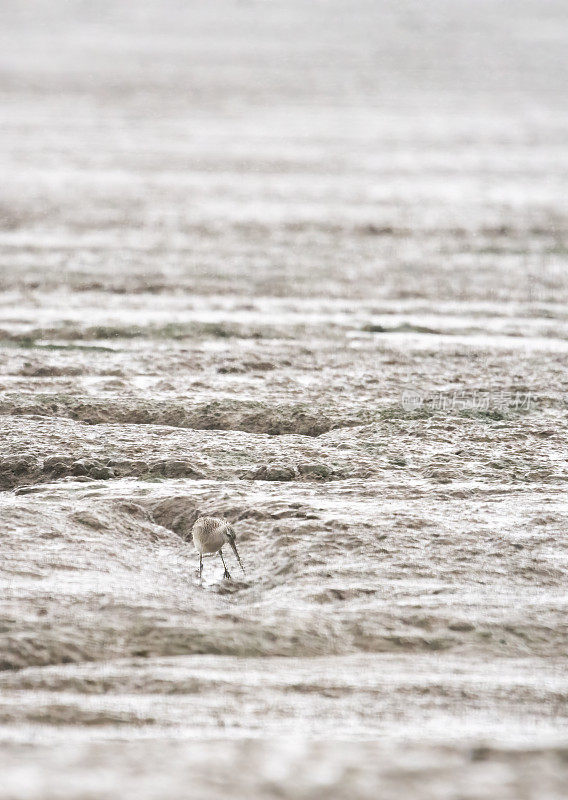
[192, 516, 245, 580]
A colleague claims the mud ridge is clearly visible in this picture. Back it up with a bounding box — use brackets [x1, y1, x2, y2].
[0, 395, 354, 436]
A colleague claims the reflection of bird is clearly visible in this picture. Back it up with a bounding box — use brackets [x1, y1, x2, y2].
[191, 516, 245, 580]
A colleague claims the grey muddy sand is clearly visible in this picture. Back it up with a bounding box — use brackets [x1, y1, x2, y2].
[1, 1, 568, 797]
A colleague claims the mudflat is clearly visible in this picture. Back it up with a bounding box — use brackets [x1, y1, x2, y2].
[1, 2, 568, 797]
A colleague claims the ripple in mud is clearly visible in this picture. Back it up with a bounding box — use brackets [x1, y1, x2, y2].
[1, 456, 207, 491]
[150, 496, 200, 540]
[0, 394, 349, 436]
[242, 462, 337, 481]
[4, 480, 568, 671]
[243, 464, 296, 481]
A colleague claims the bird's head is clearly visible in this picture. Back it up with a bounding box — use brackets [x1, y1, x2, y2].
[224, 525, 245, 574]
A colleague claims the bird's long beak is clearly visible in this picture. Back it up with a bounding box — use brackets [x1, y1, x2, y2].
[230, 540, 245, 574]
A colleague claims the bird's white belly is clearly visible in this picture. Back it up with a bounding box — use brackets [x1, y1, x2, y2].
[193, 529, 225, 555]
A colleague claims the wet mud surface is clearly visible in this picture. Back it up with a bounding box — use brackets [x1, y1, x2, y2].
[1, 1, 568, 797]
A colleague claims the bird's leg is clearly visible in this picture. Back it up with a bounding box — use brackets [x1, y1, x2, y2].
[198, 554, 203, 580]
[219, 549, 231, 580]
